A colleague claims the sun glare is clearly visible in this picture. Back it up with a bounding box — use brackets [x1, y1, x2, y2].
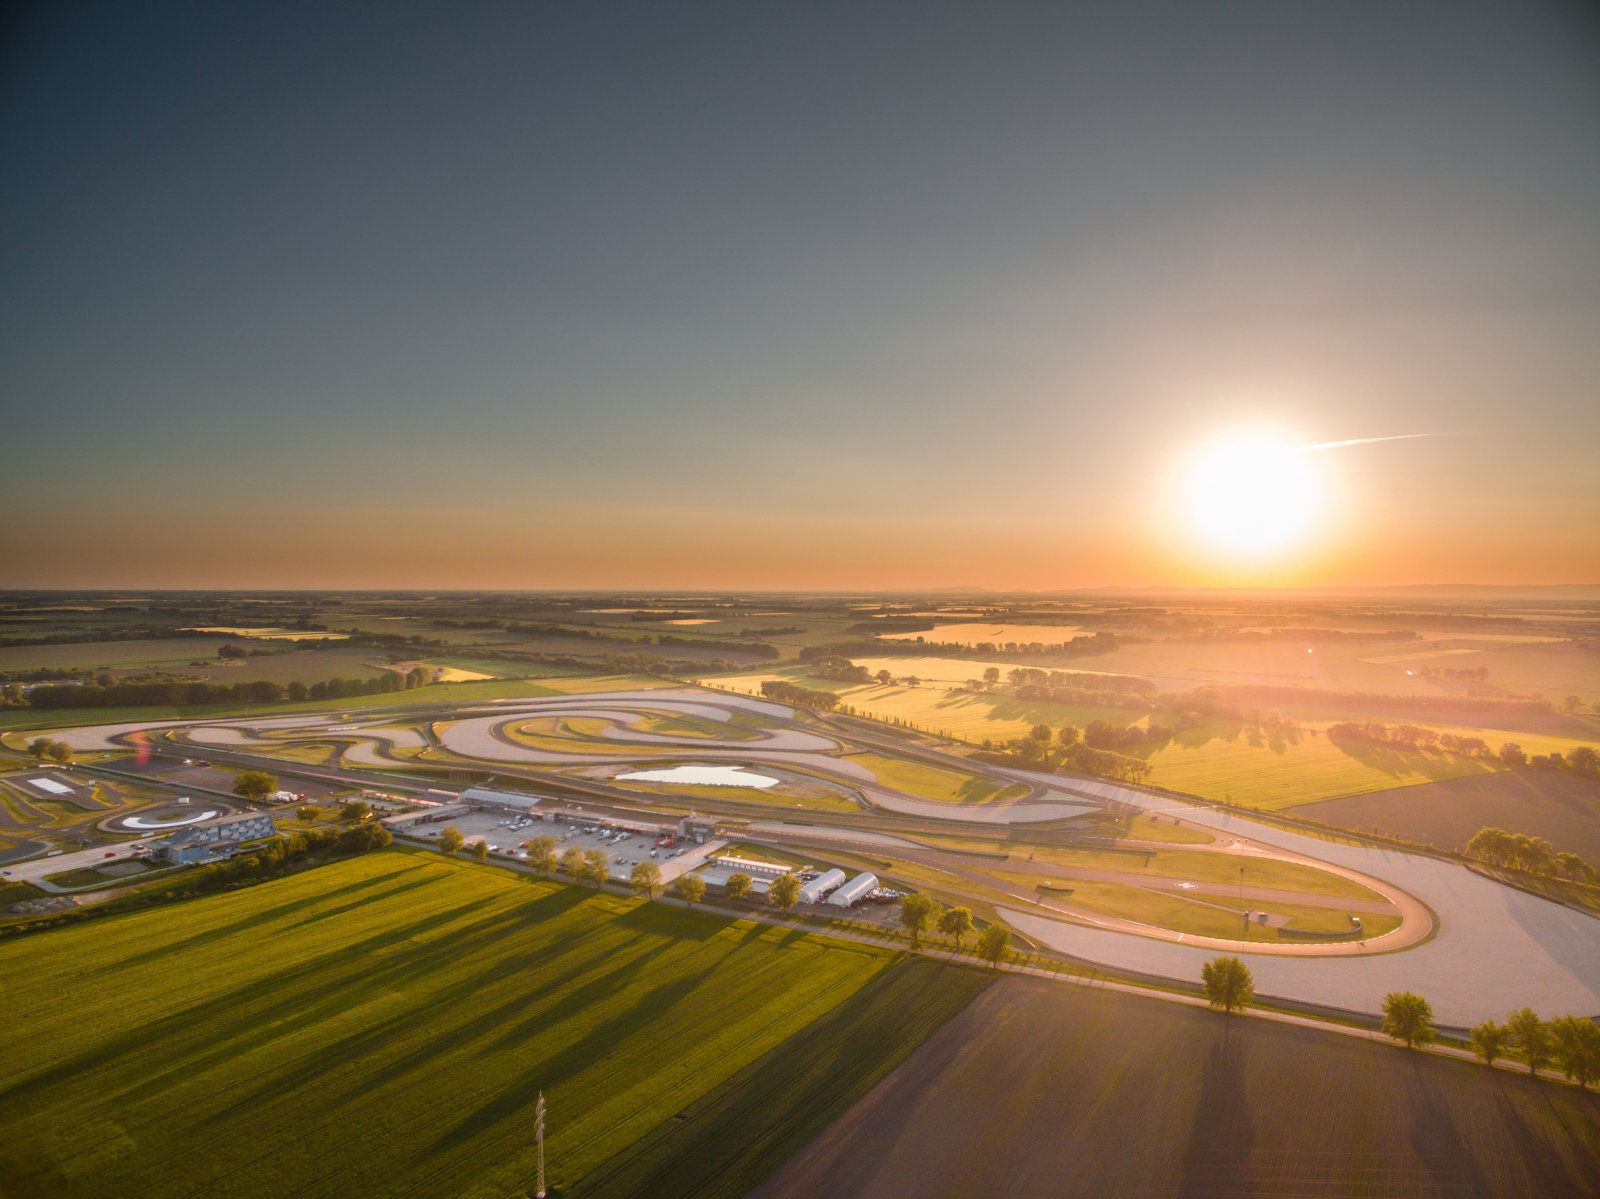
[1181, 432, 1321, 558]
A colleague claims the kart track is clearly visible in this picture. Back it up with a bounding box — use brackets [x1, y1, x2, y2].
[26, 687, 1600, 1025]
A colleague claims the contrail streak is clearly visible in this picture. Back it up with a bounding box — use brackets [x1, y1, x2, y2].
[1294, 433, 1453, 454]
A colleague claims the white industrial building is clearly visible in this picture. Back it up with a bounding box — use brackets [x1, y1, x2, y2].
[710, 853, 791, 880]
[827, 872, 879, 908]
[798, 868, 846, 905]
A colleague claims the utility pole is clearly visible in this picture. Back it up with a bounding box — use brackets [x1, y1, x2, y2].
[1239, 864, 1246, 940]
[535, 1092, 546, 1199]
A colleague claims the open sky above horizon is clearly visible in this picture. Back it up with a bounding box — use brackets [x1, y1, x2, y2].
[2, 1, 1597, 590]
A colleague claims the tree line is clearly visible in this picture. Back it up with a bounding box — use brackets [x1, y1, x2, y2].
[1201, 955, 1600, 1087]
[1326, 721, 1495, 758]
[23, 669, 437, 710]
[500, 621, 780, 659]
[1467, 827, 1597, 884]
[974, 722, 1152, 785]
[760, 680, 841, 710]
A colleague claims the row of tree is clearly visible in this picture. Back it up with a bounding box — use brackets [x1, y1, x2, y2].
[1326, 720, 1495, 758]
[1466, 826, 1597, 884]
[896, 891, 1011, 964]
[759, 680, 841, 710]
[1200, 955, 1600, 1087]
[25, 669, 435, 710]
[977, 723, 1152, 785]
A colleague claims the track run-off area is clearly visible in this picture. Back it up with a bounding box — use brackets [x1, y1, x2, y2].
[28, 686, 1600, 1026]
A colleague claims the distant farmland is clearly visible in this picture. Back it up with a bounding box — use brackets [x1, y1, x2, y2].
[1297, 770, 1600, 860]
[710, 671, 1595, 810]
[758, 975, 1600, 1199]
[0, 850, 987, 1199]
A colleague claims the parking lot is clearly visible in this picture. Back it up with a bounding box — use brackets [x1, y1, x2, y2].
[402, 809, 725, 884]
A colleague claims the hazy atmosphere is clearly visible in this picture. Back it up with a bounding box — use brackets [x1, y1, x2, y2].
[4, 9, 1600, 1194]
[4, 1, 1597, 589]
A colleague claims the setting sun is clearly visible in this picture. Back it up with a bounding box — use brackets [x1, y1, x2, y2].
[1181, 432, 1323, 558]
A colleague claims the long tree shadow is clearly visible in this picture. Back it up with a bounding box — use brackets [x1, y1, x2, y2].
[222, 917, 659, 1119]
[419, 924, 784, 1158]
[108, 860, 438, 971]
[1177, 1026, 1253, 1199]
[4, 882, 593, 1108]
[114, 893, 551, 1106]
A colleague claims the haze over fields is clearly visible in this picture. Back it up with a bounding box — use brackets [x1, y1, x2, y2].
[2, 1, 1598, 590]
[3, 6, 1600, 1197]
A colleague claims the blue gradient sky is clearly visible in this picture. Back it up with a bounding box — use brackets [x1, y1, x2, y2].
[2, 2, 1597, 588]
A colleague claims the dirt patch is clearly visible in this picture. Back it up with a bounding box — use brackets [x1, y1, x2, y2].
[1296, 771, 1600, 860]
[752, 976, 1600, 1199]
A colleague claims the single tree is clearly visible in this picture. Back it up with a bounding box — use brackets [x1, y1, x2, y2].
[559, 845, 585, 876]
[44, 740, 72, 764]
[875, 669, 893, 686]
[1058, 725, 1080, 747]
[899, 893, 937, 950]
[438, 825, 466, 854]
[1509, 1008, 1549, 1075]
[1548, 1016, 1600, 1088]
[470, 840, 489, 862]
[1381, 991, 1435, 1049]
[26, 737, 51, 760]
[977, 923, 1010, 967]
[338, 799, 372, 823]
[675, 873, 706, 905]
[296, 804, 323, 822]
[1202, 955, 1255, 1014]
[582, 847, 609, 887]
[1498, 742, 1527, 767]
[530, 836, 558, 873]
[983, 666, 1000, 687]
[233, 770, 277, 803]
[631, 860, 663, 897]
[769, 872, 801, 911]
[938, 905, 974, 951]
[1471, 1020, 1508, 1067]
[724, 871, 753, 902]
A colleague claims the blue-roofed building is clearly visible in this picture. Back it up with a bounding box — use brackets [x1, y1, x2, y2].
[158, 811, 278, 865]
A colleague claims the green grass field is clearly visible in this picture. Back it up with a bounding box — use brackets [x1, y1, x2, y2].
[0, 849, 988, 1199]
[844, 751, 1023, 804]
[1023, 876, 1403, 942]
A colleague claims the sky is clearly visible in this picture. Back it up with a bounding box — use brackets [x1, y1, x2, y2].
[2, 1, 1597, 590]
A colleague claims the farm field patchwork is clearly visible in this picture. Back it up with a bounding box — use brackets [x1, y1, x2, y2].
[0, 849, 986, 1199]
[713, 674, 1597, 810]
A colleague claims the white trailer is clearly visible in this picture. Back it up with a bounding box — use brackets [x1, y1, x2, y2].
[826, 872, 879, 908]
[798, 868, 846, 905]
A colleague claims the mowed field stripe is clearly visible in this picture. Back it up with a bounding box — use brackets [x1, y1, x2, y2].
[0, 850, 960, 1199]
